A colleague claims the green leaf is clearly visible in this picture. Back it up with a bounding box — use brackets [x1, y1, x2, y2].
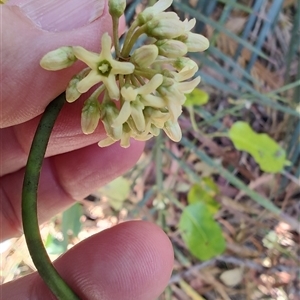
[229, 121, 289, 173]
[188, 178, 220, 214]
[179, 202, 226, 261]
[62, 202, 82, 250]
[45, 234, 65, 255]
[184, 88, 209, 107]
[99, 176, 130, 210]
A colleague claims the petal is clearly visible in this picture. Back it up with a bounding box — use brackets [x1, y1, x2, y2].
[99, 33, 113, 61]
[72, 46, 99, 69]
[142, 94, 166, 108]
[136, 74, 163, 96]
[141, 0, 173, 19]
[111, 60, 135, 75]
[131, 105, 146, 132]
[102, 75, 120, 99]
[76, 70, 102, 93]
[98, 136, 117, 147]
[177, 76, 200, 94]
[183, 18, 196, 31]
[113, 101, 131, 127]
[176, 61, 198, 81]
[121, 86, 138, 102]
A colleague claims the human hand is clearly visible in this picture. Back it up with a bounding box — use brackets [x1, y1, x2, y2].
[0, 0, 173, 298]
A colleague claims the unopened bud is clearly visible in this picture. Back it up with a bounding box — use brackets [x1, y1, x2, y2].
[66, 68, 90, 103]
[40, 46, 77, 71]
[156, 40, 187, 58]
[131, 45, 158, 67]
[163, 120, 182, 142]
[146, 18, 185, 39]
[102, 103, 123, 140]
[184, 33, 209, 52]
[81, 98, 101, 134]
[108, 0, 126, 18]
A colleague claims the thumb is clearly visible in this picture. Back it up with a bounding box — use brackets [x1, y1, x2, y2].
[2, 221, 174, 300]
[1, 0, 117, 128]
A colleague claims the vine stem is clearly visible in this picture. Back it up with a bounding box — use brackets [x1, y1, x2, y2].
[22, 93, 80, 300]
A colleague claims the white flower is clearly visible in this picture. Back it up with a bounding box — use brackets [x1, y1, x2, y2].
[72, 33, 134, 99]
[113, 74, 164, 130]
[138, 0, 173, 24]
[158, 84, 184, 121]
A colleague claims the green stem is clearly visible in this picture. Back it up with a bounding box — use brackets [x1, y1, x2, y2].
[112, 16, 121, 58]
[121, 24, 146, 58]
[22, 93, 80, 300]
[120, 19, 139, 58]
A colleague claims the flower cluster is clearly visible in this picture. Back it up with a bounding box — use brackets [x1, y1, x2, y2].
[40, 0, 209, 148]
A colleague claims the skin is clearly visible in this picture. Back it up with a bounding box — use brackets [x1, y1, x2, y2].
[0, 3, 174, 299]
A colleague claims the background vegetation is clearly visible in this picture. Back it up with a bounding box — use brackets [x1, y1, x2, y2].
[1, 0, 299, 299]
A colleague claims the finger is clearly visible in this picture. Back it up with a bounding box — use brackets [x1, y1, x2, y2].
[0, 142, 144, 240]
[2, 221, 174, 300]
[1, 97, 107, 176]
[1, 0, 124, 127]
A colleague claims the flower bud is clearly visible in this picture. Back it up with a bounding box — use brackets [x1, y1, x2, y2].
[108, 0, 126, 18]
[40, 46, 77, 70]
[120, 123, 132, 148]
[131, 45, 158, 67]
[81, 98, 101, 134]
[156, 40, 187, 58]
[146, 18, 185, 39]
[184, 33, 209, 52]
[163, 120, 182, 142]
[66, 68, 90, 103]
[102, 103, 123, 140]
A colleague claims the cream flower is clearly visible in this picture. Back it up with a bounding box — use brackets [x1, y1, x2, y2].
[138, 0, 173, 24]
[113, 74, 164, 130]
[73, 33, 134, 99]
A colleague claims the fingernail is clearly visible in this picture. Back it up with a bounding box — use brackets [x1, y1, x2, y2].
[7, 0, 105, 32]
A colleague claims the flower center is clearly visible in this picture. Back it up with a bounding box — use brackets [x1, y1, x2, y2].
[98, 60, 112, 77]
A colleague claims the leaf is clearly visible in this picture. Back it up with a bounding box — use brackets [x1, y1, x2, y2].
[229, 121, 289, 173]
[99, 176, 130, 210]
[179, 202, 226, 261]
[184, 88, 209, 107]
[45, 234, 65, 255]
[188, 178, 220, 214]
[62, 203, 82, 250]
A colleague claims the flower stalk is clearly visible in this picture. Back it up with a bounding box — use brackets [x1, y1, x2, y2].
[22, 93, 80, 300]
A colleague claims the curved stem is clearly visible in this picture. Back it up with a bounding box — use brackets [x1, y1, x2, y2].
[112, 16, 120, 58]
[22, 93, 80, 300]
[121, 24, 146, 58]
